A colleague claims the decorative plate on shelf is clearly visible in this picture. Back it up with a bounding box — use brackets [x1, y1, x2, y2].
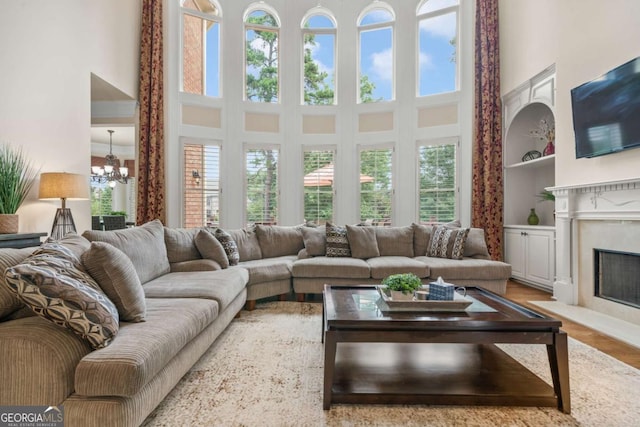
[522, 150, 542, 162]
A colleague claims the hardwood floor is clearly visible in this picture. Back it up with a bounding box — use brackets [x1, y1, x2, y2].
[505, 280, 640, 369]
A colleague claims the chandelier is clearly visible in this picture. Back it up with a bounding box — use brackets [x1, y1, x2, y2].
[91, 129, 129, 188]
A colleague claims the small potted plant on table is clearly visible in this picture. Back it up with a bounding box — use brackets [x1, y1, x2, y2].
[382, 273, 422, 301]
[0, 144, 39, 234]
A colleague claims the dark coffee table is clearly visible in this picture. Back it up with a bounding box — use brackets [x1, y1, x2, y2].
[322, 285, 570, 413]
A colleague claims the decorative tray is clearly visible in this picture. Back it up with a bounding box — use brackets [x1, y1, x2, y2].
[376, 286, 473, 312]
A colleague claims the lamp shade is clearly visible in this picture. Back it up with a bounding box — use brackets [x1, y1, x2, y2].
[39, 172, 89, 200]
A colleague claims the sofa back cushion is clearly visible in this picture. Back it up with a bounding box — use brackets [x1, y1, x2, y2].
[164, 227, 200, 263]
[194, 229, 229, 268]
[346, 225, 379, 259]
[463, 228, 491, 259]
[412, 223, 432, 256]
[228, 227, 262, 261]
[0, 248, 35, 318]
[300, 226, 326, 256]
[376, 225, 414, 257]
[256, 225, 305, 258]
[82, 219, 170, 285]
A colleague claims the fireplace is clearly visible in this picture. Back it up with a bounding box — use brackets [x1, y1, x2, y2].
[594, 249, 640, 309]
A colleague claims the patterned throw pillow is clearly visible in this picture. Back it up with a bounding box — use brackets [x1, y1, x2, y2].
[427, 225, 470, 260]
[214, 228, 240, 266]
[4, 253, 119, 349]
[325, 222, 351, 257]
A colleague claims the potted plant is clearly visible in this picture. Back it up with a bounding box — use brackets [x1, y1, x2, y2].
[0, 145, 39, 234]
[381, 273, 422, 301]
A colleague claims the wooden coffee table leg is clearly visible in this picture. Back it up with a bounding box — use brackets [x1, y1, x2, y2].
[547, 331, 571, 414]
[323, 331, 337, 410]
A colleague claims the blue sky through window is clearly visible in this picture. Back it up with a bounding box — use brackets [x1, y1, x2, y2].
[205, 22, 220, 97]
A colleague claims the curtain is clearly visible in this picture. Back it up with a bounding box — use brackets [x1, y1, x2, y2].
[472, 0, 503, 261]
[137, 0, 166, 225]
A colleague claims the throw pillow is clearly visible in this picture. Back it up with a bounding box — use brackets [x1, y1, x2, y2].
[427, 225, 470, 260]
[227, 227, 262, 261]
[214, 228, 240, 266]
[44, 233, 91, 261]
[4, 253, 119, 349]
[0, 248, 35, 319]
[82, 219, 170, 285]
[325, 222, 351, 257]
[195, 229, 229, 269]
[300, 225, 326, 256]
[463, 228, 491, 259]
[376, 225, 414, 257]
[33, 241, 82, 266]
[345, 225, 379, 259]
[81, 242, 146, 322]
[163, 227, 200, 263]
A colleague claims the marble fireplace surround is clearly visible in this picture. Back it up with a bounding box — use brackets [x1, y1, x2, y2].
[551, 177, 640, 326]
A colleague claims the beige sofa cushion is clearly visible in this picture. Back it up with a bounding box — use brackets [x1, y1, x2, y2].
[415, 256, 511, 280]
[163, 227, 200, 263]
[82, 219, 170, 285]
[74, 297, 218, 397]
[346, 225, 379, 259]
[46, 233, 91, 260]
[82, 242, 146, 322]
[412, 223, 432, 257]
[300, 226, 326, 256]
[228, 228, 262, 261]
[194, 229, 229, 268]
[142, 269, 248, 312]
[367, 256, 429, 279]
[238, 256, 295, 285]
[464, 228, 491, 259]
[292, 256, 370, 278]
[0, 248, 34, 318]
[256, 225, 304, 258]
[170, 259, 222, 272]
[376, 226, 414, 257]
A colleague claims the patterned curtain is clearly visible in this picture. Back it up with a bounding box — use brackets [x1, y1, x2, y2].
[472, 0, 503, 261]
[137, 0, 166, 225]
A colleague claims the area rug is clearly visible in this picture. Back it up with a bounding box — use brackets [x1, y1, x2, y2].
[142, 302, 640, 427]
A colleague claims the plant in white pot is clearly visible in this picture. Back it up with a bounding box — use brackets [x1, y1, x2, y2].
[0, 144, 39, 234]
[381, 273, 422, 301]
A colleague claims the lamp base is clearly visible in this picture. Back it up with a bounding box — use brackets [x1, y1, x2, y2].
[50, 208, 77, 240]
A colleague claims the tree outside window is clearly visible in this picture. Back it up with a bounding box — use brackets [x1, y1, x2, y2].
[358, 5, 395, 103]
[418, 142, 456, 223]
[245, 9, 279, 103]
[360, 147, 393, 224]
[303, 150, 334, 224]
[302, 13, 336, 105]
[246, 148, 279, 225]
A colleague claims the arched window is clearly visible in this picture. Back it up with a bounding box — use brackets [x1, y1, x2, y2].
[244, 4, 281, 103]
[357, 3, 395, 103]
[417, 0, 459, 96]
[181, 0, 222, 97]
[301, 8, 337, 105]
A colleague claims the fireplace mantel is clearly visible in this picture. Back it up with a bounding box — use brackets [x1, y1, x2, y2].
[549, 177, 640, 309]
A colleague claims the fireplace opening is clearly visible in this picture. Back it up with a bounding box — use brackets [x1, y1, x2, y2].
[594, 249, 640, 309]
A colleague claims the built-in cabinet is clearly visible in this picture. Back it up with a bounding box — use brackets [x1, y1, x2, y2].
[503, 66, 556, 291]
[504, 226, 555, 289]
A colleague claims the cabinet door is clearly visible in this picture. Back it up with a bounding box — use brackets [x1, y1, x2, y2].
[504, 229, 526, 279]
[525, 230, 555, 288]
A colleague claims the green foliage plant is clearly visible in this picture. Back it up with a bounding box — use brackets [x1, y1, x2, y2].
[537, 190, 555, 202]
[110, 211, 127, 217]
[0, 145, 39, 214]
[382, 273, 422, 295]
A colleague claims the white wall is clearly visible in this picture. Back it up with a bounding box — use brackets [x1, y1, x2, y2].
[0, 0, 140, 235]
[500, 0, 640, 187]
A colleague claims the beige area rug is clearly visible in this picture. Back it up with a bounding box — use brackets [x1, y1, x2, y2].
[142, 302, 640, 427]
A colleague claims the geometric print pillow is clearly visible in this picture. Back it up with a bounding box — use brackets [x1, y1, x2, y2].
[427, 225, 470, 260]
[213, 228, 240, 266]
[325, 222, 351, 257]
[4, 253, 119, 349]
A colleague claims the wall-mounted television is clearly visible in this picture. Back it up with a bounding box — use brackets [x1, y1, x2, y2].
[571, 56, 640, 159]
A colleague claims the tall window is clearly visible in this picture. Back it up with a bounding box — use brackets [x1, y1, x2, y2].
[90, 181, 113, 216]
[246, 147, 279, 225]
[359, 146, 393, 225]
[418, 140, 457, 223]
[417, 0, 458, 96]
[301, 10, 336, 105]
[183, 140, 221, 228]
[303, 149, 335, 224]
[358, 3, 395, 103]
[181, 0, 221, 97]
[245, 5, 280, 103]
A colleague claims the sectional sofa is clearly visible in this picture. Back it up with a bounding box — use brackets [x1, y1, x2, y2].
[0, 219, 510, 426]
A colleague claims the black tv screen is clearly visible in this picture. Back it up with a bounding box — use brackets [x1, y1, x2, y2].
[571, 56, 640, 159]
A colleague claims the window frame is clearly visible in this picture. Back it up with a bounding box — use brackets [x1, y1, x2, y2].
[243, 3, 281, 104]
[179, 0, 222, 97]
[357, 2, 396, 104]
[301, 8, 338, 106]
[416, 0, 460, 98]
[416, 137, 460, 224]
[357, 143, 395, 225]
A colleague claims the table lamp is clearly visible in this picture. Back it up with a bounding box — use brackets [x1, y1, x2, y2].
[39, 172, 89, 240]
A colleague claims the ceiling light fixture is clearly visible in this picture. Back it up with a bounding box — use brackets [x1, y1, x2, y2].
[91, 129, 129, 188]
